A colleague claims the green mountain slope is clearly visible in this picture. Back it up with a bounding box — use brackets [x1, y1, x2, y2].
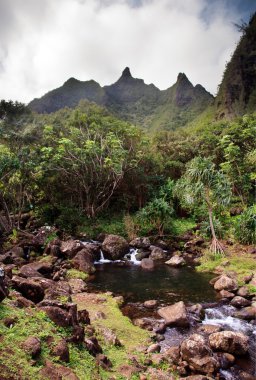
[215, 13, 256, 119]
[28, 67, 213, 130]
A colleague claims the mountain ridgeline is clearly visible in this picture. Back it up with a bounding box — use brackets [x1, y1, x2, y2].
[29, 67, 213, 131]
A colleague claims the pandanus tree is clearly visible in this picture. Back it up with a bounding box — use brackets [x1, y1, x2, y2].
[175, 157, 231, 254]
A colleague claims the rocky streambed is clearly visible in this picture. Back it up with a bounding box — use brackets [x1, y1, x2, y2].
[0, 228, 255, 379]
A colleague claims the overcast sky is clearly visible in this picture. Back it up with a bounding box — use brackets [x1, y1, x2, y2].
[0, 0, 255, 103]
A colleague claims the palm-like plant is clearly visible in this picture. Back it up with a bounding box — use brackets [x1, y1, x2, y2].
[175, 157, 231, 254]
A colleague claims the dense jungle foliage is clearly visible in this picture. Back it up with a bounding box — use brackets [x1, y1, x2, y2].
[0, 99, 255, 245]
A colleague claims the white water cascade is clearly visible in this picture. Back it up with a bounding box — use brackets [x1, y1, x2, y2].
[94, 250, 112, 264]
[127, 248, 141, 265]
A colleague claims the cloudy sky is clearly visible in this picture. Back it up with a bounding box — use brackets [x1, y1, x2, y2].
[0, 0, 255, 103]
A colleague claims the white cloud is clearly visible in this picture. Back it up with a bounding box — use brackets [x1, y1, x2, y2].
[0, 0, 242, 102]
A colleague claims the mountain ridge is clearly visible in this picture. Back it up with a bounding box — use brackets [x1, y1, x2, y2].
[29, 68, 213, 130]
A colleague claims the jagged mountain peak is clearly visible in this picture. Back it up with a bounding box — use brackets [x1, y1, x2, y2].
[121, 67, 132, 79]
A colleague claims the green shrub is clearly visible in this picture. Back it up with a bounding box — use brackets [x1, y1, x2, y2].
[234, 205, 256, 244]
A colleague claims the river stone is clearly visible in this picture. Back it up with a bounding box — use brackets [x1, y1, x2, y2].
[150, 247, 166, 260]
[237, 286, 250, 297]
[230, 296, 251, 308]
[144, 300, 158, 308]
[213, 275, 238, 292]
[209, 331, 249, 355]
[180, 334, 219, 374]
[141, 258, 154, 270]
[102, 234, 129, 260]
[129, 237, 151, 249]
[147, 343, 161, 353]
[219, 289, 235, 299]
[233, 306, 256, 320]
[60, 239, 84, 259]
[157, 301, 189, 327]
[165, 255, 185, 267]
[72, 248, 96, 274]
[197, 324, 222, 335]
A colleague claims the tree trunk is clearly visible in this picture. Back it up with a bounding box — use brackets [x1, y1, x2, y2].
[208, 207, 225, 255]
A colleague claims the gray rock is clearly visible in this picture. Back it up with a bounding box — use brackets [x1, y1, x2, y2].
[141, 258, 154, 270]
[150, 247, 167, 260]
[214, 275, 238, 292]
[157, 301, 189, 327]
[102, 234, 129, 260]
[230, 296, 251, 308]
[209, 330, 249, 355]
[165, 255, 185, 267]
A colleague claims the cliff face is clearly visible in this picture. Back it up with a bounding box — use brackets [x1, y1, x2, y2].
[215, 13, 256, 119]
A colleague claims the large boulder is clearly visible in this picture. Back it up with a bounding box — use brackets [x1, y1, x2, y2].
[18, 261, 53, 278]
[165, 255, 185, 267]
[44, 280, 72, 302]
[40, 360, 79, 380]
[209, 331, 249, 355]
[60, 240, 84, 259]
[150, 247, 167, 260]
[71, 248, 96, 274]
[157, 301, 189, 327]
[230, 296, 251, 308]
[233, 306, 256, 320]
[141, 258, 154, 270]
[213, 275, 238, 292]
[180, 334, 219, 375]
[129, 237, 151, 249]
[102, 234, 129, 260]
[23, 336, 41, 358]
[38, 300, 78, 327]
[51, 339, 69, 362]
[12, 275, 44, 303]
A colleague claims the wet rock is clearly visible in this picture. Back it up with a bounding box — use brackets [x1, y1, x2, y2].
[40, 360, 79, 380]
[165, 255, 185, 267]
[23, 336, 41, 358]
[238, 370, 256, 380]
[60, 239, 84, 259]
[72, 248, 95, 274]
[96, 354, 112, 369]
[84, 336, 102, 356]
[230, 296, 251, 308]
[197, 324, 222, 335]
[219, 289, 235, 299]
[237, 286, 250, 297]
[188, 303, 205, 320]
[102, 234, 129, 260]
[150, 247, 167, 260]
[12, 275, 44, 303]
[214, 275, 238, 292]
[180, 334, 219, 374]
[129, 237, 151, 249]
[135, 250, 150, 260]
[209, 330, 249, 355]
[144, 299, 158, 308]
[141, 258, 154, 270]
[147, 343, 161, 353]
[233, 306, 256, 320]
[51, 339, 69, 362]
[158, 301, 189, 327]
[68, 278, 86, 294]
[218, 352, 235, 369]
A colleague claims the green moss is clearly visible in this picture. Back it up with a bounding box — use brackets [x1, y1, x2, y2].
[197, 251, 256, 285]
[66, 269, 89, 281]
[0, 301, 96, 379]
[73, 293, 150, 379]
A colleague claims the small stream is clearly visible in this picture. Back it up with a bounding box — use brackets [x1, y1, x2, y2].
[89, 251, 256, 378]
